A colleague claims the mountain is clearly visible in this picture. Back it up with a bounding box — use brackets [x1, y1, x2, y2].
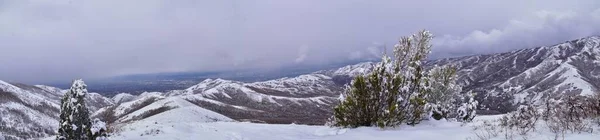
[428, 36, 600, 114]
[118, 36, 600, 124]
[97, 74, 344, 125]
[0, 81, 114, 140]
[95, 36, 600, 126]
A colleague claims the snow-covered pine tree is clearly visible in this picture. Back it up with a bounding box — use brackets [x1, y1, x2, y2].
[57, 79, 93, 140]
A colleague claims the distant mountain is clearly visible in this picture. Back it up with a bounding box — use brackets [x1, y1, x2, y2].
[97, 74, 344, 125]
[0, 81, 114, 140]
[428, 36, 600, 114]
[44, 60, 376, 96]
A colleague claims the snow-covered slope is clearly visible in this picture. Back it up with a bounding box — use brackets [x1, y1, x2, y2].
[160, 74, 341, 125]
[93, 92, 232, 124]
[0, 81, 62, 140]
[0, 81, 114, 140]
[315, 62, 375, 77]
[112, 93, 137, 104]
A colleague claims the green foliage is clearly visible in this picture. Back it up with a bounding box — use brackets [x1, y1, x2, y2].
[332, 68, 385, 128]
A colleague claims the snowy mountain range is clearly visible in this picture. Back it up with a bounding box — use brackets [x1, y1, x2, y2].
[1, 36, 599, 139]
[429, 36, 600, 114]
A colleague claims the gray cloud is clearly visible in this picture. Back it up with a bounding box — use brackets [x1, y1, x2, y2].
[432, 8, 600, 58]
[1, 0, 599, 83]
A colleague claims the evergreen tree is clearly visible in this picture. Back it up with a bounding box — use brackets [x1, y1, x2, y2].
[57, 79, 93, 140]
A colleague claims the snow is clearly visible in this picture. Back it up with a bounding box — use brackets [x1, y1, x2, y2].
[114, 94, 165, 116]
[105, 114, 600, 140]
[35, 85, 68, 95]
[184, 95, 262, 112]
[139, 105, 233, 123]
[544, 63, 595, 96]
[183, 79, 240, 98]
[71, 79, 88, 96]
[250, 74, 331, 92]
[112, 93, 136, 104]
[0, 80, 58, 108]
[330, 62, 375, 76]
[116, 96, 233, 123]
[0, 102, 58, 131]
[112, 119, 466, 140]
[180, 75, 336, 106]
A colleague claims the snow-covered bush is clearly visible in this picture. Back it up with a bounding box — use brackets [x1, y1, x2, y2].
[545, 96, 595, 135]
[91, 118, 109, 140]
[589, 93, 600, 125]
[499, 104, 540, 135]
[472, 120, 500, 140]
[330, 30, 475, 128]
[427, 65, 462, 120]
[457, 94, 478, 123]
[331, 56, 396, 128]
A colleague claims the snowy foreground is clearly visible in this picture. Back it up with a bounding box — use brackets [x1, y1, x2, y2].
[43, 115, 599, 140]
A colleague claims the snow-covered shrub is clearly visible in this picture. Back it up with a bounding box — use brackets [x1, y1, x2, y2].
[331, 57, 395, 128]
[589, 93, 600, 125]
[472, 120, 500, 140]
[427, 65, 462, 120]
[457, 94, 478, 123]
[499, 104, 540, 135]
[95, 105, 118, 124]
[330, 30, 475, 128]
[91, 118, 109, 140]
[544, 97, 594, 134]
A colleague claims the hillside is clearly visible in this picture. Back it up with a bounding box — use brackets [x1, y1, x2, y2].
[0, 81, 114, 140]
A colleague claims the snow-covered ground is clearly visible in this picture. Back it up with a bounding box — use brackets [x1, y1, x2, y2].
[111, 120, 469, 140]
[76, 115, 597, 140]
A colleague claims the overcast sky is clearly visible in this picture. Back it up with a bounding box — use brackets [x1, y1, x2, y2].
[1, 0, 600, 83]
